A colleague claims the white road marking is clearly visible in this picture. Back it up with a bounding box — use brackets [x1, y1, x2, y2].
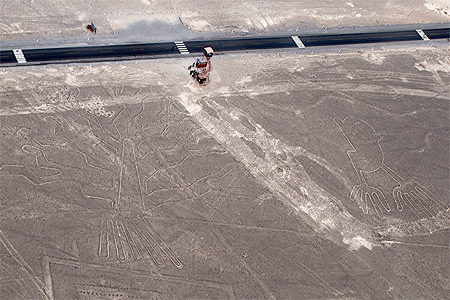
[291, 36, 305, 48]
[416, 29, 430, 41]
[13, 49, 27, 63]
[174, 41, 190, 54]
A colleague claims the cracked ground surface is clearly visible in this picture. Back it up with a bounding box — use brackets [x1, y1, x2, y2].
[0, 46, 449, 299]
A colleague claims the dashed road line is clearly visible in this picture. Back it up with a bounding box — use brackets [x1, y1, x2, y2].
[291, 36, 306, 48]
[174, 41, 190, 54]
[2, 26, 448, 67]
[13, 49, 27, 64]
[416, 29, 430, 41]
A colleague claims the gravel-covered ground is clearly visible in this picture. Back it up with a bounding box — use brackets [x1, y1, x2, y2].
[1, 0, 449, 48]
[1, 44, 449, 299]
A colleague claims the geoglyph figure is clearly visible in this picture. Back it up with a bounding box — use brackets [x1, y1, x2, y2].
[334, 117, 448, 219]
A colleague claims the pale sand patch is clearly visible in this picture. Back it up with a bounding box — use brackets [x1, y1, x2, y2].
[1, 0, 448, 43]
[425, 0, 450, 16]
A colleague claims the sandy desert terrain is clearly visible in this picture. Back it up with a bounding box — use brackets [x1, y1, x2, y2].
[1, 45, 449, 298]
[1, 0, 449, 47]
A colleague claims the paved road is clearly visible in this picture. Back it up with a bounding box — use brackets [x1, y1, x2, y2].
[1, 27, 448, 65]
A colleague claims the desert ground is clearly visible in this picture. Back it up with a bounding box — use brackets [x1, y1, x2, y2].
[1, 0, 449, 47]
[1, 0, 450, 299]
[1, 45, 449, 299]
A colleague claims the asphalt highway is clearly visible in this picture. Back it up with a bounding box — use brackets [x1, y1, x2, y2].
[1, 27, 448, 65]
